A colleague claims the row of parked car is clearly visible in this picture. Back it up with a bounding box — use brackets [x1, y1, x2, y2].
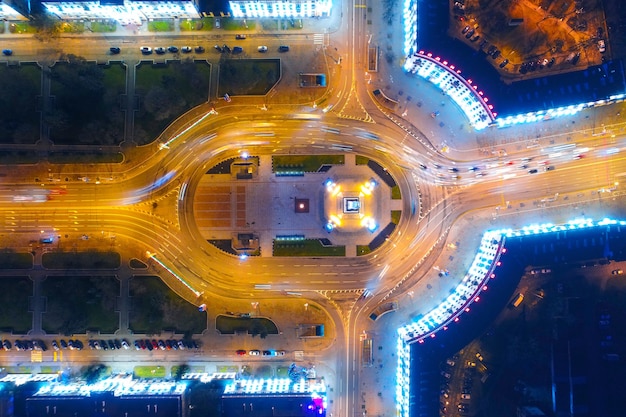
[236, 349, 286, 356]
[2, 338, 200, 352]
[3, 339, 84, 351]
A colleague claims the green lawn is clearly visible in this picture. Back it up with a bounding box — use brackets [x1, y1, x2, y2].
[90, 20, 116, 32]
[0, 63, 41, 145]
[391, 210, 402, 224]
[48, 60, 126, 146]
[0, 277, 32, 334]
[355, 155, 370, 165]
[59, 21, 84, 33]
[272, 155, 344, 173]
[147, 20, 174, 32]
[218, 59, 279, 96]
[129, 275, 206, 335]
[357, 245, 372, 256]
[273, 239, 346, 257]
[9, 22, 36, 34]
[134, 366, 167, 379]
[215, 315, 278, 336]
[391, 185, 402, 199]
[180, 18, 213, 31]
[134, 60, 211, 145]
[0, 253, 33, 269]
[41, 252, 121, 269]
[41, 276, 119, 335]
[220, 18, 256, 31]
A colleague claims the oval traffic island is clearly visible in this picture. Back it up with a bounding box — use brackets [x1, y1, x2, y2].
[192, 153, 404, 257]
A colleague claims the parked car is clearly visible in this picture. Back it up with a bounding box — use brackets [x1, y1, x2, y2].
[2, 340, 11, 351]
[612, 269, 624, 275]
[214, 45, 223, 52]
[181, 46, 192, 53]
[235, 34, 246, 39]
[598, 39, 606, 53]
[168, 46, 179, 53]
[1, 49, 12, 56]
[194, 46, 205, 53]
[278, 45, 290, 52]
[236, 349, 247, 355]
[140, 46, 152, 54]
[249, 350, 261, 355]
[258, 46, 268, 52]
[109, 47, 121, 54]
[233, 46, 243, 53]
[155, 47, 166, 55]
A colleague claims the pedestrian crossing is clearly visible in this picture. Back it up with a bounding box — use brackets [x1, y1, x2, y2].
[313, 34, 326, 46]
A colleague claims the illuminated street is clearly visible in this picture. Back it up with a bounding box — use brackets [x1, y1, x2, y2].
[0, 0, 625, 417]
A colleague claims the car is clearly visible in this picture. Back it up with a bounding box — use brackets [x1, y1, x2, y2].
[140, 46, 152, 55]
[145, 339, 153, 351]
[181, 46, 192, 53]
[598, 39, 606, 53]
[134, 340, 142, 350]
[51, 340, 59, 351]
[194, 46, 205, 53]
[59, 339, 68, 349]
[2, 340, 11, 351]
[233, 46, 243, 53]
[257, 46, 268, 52]
[446, 359, 456, 367]
[475, 352, 484, 361]
[168, 46, 179, 53]
[214, 45, 223, 52]
[612, 269, 624, 275]
[470, 34, 480, 42]
[448, 167, 459, 173]
[528, 169, 538, 174]
[461, 25, 470, 34]
[150, 339, 159, 350]
[465, 29, 474, 39]
[1, 49, 12, 56]
[249, 350, 261, 355]
[109, 47, 121, 54]
[158, 340, 167, 350]
[499, 59, 509, 68]
[100, 340, 109, 350]
[440, 371, 451, 379]
[73, 340, 83, 350]
[155, 47, 166, 55]
[262, 350, 273, 356]
[274, 350, 286, 356]
[88, 340, 98, 350]
[177, 340, 186, 350]
[461, 394, 471, 400]
[121, 339, 130, 349]
[491, 49, 500, 59]
[547, 57, 556, 67]
[108, 340, 117, 350]
[222, 45, 231, 53]
[235, 34, 247, 40]
[278, 45, 290, 52]
[236, 349, 247, 355]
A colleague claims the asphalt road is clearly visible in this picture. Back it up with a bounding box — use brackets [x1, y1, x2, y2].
[0, 9, 625, 417]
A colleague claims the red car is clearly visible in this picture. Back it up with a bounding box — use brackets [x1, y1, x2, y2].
[236, 350, 247, 356]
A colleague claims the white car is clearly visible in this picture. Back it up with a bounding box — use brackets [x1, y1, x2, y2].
[140, 46, 152, 54]
[257, 46, 268, 52]
[598, 39, 606, 53]
[249, 350, 260, 355]
[181, 46, 192, 53]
